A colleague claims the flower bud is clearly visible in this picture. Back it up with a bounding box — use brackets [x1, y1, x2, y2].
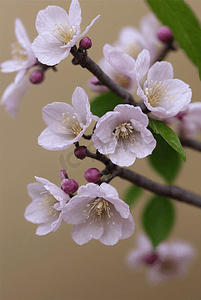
[89, 76, 99, 86]
[74, 146, 87, 160]
[60, 169, 68, 180]
[29, 70, 44, 84]
[157, 26, 173, 43]
[61, 179, 79, 194]
[143, 253, 158, 265]
[84, 168, 100, 183]
[79, 37, 92, 50]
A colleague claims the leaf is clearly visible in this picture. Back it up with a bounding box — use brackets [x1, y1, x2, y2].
[146, 0, 201, 79]
[142, 195, 175, 247]
[149, 119, 186, 161]
[148, 131, 182, 184]
[90, 91, 124, 118]
[124, 184, 143, 207]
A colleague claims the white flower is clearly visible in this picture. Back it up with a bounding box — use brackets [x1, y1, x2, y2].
[1, 18, 36, 84]
[32, 1, 100, 66]
[25, 176, 70, 235]
[62, 183, 135, 245]
[0, 75, 31, 118]
[92, 104, 156, 167]
[139, 13, 164, 64]
[136, 55, 192, 118]
[172, 102, 201, 139]
[88, 13, 163, 93]
[126, 234, 195, 283]
[38, 87, 93, 150]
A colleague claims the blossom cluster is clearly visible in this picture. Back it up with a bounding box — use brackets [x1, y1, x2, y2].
[0, 0, 198, 282]
[126, 234, 195, 283]
[25, 176, 134, 246]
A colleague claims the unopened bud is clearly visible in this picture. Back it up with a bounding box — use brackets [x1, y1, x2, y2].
[61, 179, 79, 194]
[29, 70, 44, 84]
[157, 26, 173, 44]
[60, 169, 68, 180]
[79, 37, 92, 50]
[143, 253, 158, 265]
[74, 146, 87, 160]
[84, 168, 100, 183]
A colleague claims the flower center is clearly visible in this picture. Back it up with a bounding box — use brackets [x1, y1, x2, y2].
[11, 41, 28, 61]
[50, 23, 77, 45]
[38, 193, 59, 221]
[144, 80, 171, 106]
[160, 260, 176, 273]
[113, 122, 134, 141]
[124, 42, 141, 59]
[58, 112, 83, 136]
[115, 73, 130, 89]
[83, 198, 114, 227]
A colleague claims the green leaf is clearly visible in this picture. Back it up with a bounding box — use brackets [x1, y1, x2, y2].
[148, 131, 182, 184]
[124, 184, 143, 207]
[149, 119, 186, 161]
[90, 91, 124, 118]
[142, 195, 175, 247]
[146, 0, 201, 79]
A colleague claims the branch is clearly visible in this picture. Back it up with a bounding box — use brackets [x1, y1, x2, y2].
[85, 149, 201, 208]
[120, 168, 201, 208]
[180, 138, 201, 152]
[70, 46, 149, 113]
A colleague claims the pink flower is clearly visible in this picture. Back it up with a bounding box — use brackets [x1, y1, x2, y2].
[32, 1, 100, 66]
[38, 87, 93, 150]
[1, 18, 36, 84]
[0, 75, 31, 118]
[25, 176, 70, 235]
[62, 183, 135, 245]
[92, 104, 156, 167]
[176, 102, 201, 139]
[127, 234, 195, 283]
[136, 58, 192, 118]
[88, 13, 163, 93]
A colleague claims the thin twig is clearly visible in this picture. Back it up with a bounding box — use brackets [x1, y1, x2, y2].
[70, 46, 149, 112]
[180, 138, 201, 152]
[85, 149, 201, 208]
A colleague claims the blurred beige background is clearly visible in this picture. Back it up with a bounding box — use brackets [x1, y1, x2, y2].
[1, 1, 201, 300]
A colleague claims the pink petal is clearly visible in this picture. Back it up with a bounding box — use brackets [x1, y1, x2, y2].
[68, 0, 82, 26]
[15, 18, 31, 48]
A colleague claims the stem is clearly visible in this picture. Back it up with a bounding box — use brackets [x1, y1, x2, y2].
[180, 138, 201, 152]
[70, 46, 149, 113]
[85, 149, 201, 208]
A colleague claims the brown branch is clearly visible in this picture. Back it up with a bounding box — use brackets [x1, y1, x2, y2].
[70, 46, 149, 113]
[180, 138, 201, 152]
[85, 149, 201, 208]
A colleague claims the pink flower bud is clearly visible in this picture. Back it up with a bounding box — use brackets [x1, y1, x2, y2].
[29, 70, 44, 84]
[84, 168, 100, 183]
[157, 26, 173, 43]
[79, 37, 92, 50]
[61, 179, 79, 194]
[89, 76, 99, 85]
[60, 169, 68, 180]
[143, 253, 158, 265]
[74, 146, 87, 159]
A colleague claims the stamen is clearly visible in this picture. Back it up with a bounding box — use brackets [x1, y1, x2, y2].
[115, 74, 130, 89]
[38, 193, 59, 218]
[50, 23, 77, 45]
[11, 41, 28, 61]
[57, 112, 82, 136]
[83, 198, 113, 225]
[160, 260, 176, 273]
[144, 80, 174, 106]
[113, 122, 135, 142]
